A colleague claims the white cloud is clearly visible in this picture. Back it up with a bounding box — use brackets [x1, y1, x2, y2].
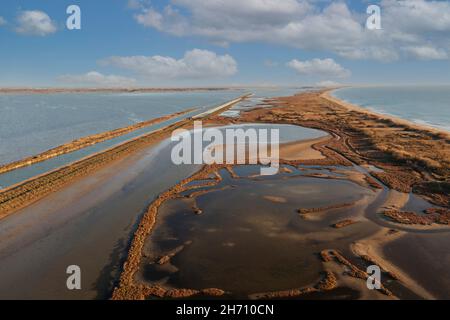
[382, 0, 450, 33]
[287, 58, 351, 78]
[127, 0, 142, 10]
[0, 16, 7, 26]
[135, 8, 163, 28]
[316, 80, 342, 87]
[403, 46, 448, 60]
[59, 71, 137, 87]
[15, 10, 57, 36]
[130, 0, 450, 61]
[127, 0, 151, 10]
[100, 49, 238, 79]
[134, 6, 189, 36]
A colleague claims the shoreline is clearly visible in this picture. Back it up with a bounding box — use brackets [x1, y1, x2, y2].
[0, 95, 250, 220]
[351, 228, 436, 300]
[0, 89, 448, 299]
[112, 90, 450, 299]
[324, 89, 450, 138]
[0, 108, 197, 175]
[238, 89, 448, 206]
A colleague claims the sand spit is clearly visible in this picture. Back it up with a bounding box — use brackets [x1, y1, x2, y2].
[156, 241, 193, 265]
[249, 271, 338, 300]
[0, 108, 196, 175]
[332, 219, 358, 229]
[263, 195, 288, 203]
[297, 202, 355, 215]
[383, 209, 449, 226]
[111, 89, 449, 300]
[219, 90, 449, 207]
[112, 164, 225, 300]
[0, 95, 249, 220]
[279, 136, 328, 161]
[322, 249, 394, 297]
[379, 190, 449, 228]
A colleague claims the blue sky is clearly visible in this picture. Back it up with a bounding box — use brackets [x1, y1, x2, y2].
[1, 0, 450, 87]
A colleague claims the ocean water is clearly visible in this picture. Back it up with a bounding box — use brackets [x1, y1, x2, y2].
[0, 87, 306, 188]
[332, 86, 450, 132]
[0, 90, 244, 165]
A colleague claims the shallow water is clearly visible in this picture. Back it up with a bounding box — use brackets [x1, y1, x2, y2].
[0, 110, 197, 189]
[0, 90, 244, 165]
[0, 123, 324, 299]
[220, 87, 311, 117]
[0, 137, 202, 299]
[140, 166, 378, 297]
[332, 86, 450, 132]
[0, 88, 311, 189]
[0, 122, 325, 190]
[383, 231, 450, 299]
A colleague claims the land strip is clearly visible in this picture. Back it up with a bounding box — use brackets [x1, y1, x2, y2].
[0, 95, 249, 219]
[112, 89, 449, 300]
[216, 90, 449, 207]
[0, 108, 196, 175]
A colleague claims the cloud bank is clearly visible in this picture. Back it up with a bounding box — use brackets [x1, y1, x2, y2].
[288, 58, 351, 78]
[15, 10, 57, 36]
[59, 71, 137, 87]
[130, 0, 450, 61]
[100, 49, 238, 79]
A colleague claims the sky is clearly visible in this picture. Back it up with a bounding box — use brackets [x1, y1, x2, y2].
[1, 0, 450, 87]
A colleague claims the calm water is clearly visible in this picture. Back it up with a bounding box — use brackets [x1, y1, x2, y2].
[0, 124, 327, 299]
[140, 165, 377, 298]
[0, 88, 310, 188]
[332, 86, 450, 132]
[0, 90, 244, 165]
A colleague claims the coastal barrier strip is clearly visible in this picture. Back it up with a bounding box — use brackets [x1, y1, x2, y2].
[0, 94, 251, 219]
[0, 108, 197, 175]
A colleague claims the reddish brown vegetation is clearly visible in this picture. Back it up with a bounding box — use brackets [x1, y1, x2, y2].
[384, 208, 449, 225]
[332, 219, 358, 229]
[210, 90, 449, 207]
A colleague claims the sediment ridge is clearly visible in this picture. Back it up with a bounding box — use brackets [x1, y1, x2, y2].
[0, 95, 249, 220]
[222, 89, 449, 207]
[112, 88, 449, 300]
[0, 108, 196, 175]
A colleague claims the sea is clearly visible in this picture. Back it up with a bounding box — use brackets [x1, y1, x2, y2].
[332, 86, 450, 132]
[0, 87, 303, 188]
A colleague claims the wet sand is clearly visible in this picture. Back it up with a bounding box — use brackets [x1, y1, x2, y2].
[279, 136, 328, 161]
